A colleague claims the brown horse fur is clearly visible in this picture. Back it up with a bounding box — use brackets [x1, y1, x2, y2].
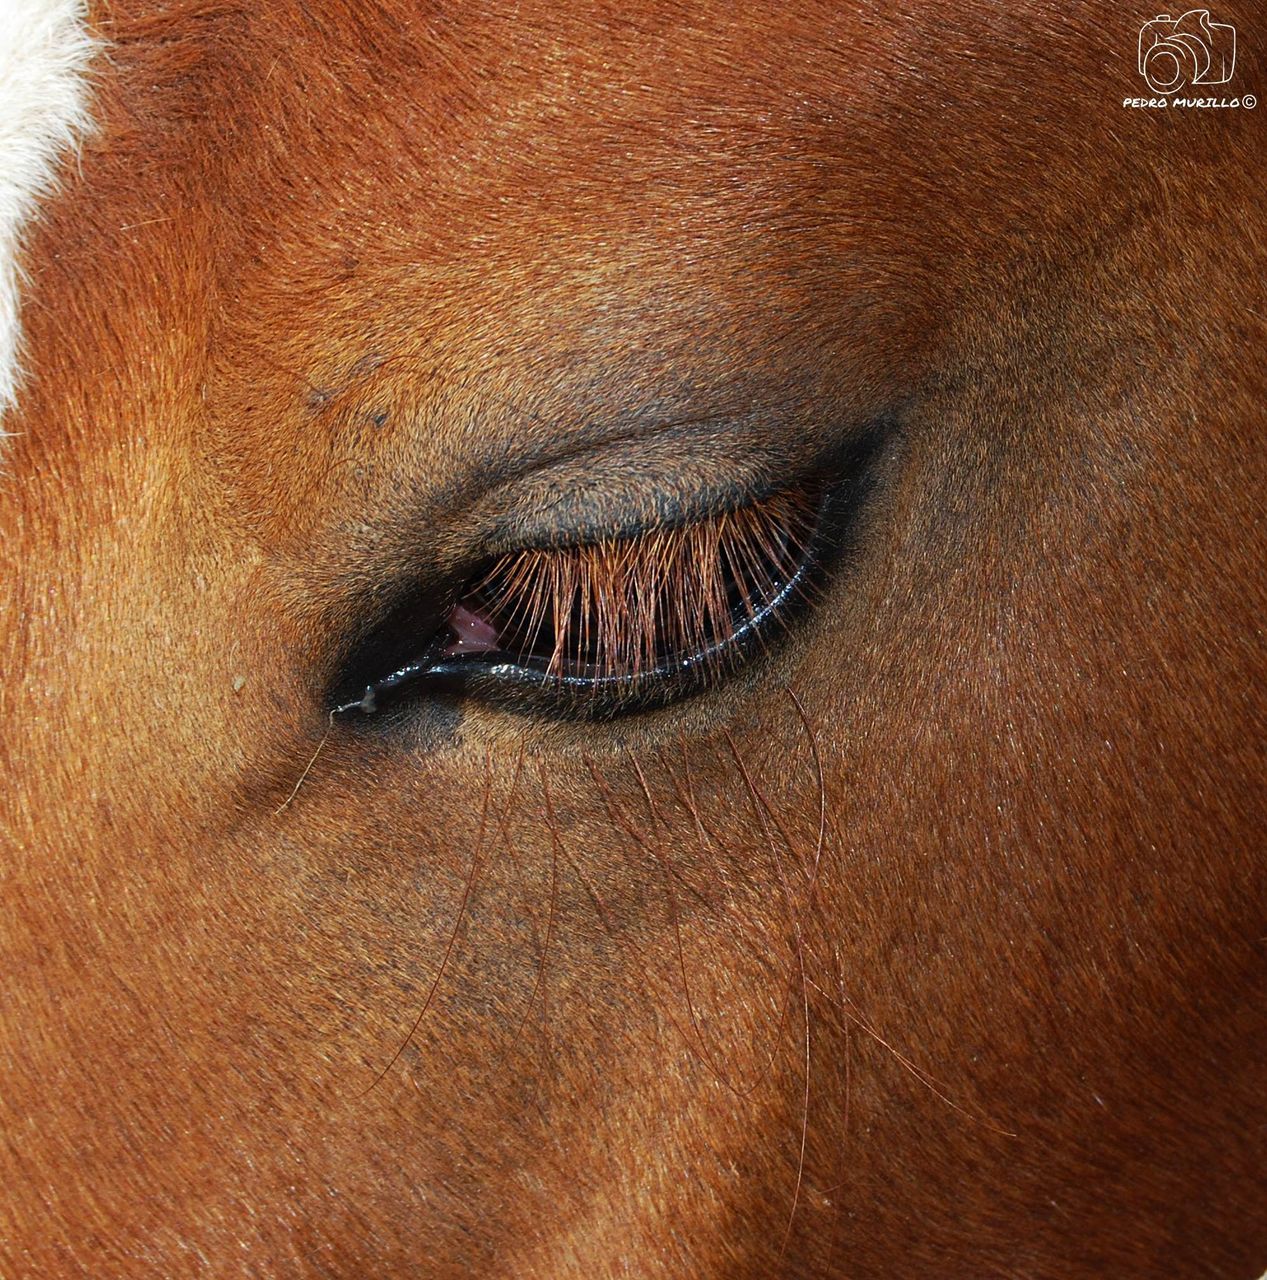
[1, 1, 1265, 1276]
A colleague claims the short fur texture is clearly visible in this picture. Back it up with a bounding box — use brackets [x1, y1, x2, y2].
[1, 2, 1264, 1277]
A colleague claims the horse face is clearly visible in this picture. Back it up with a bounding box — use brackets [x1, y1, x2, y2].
[2, 2, 1263, 1275]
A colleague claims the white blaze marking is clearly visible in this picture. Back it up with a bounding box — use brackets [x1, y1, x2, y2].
[0, 0, 96, 427]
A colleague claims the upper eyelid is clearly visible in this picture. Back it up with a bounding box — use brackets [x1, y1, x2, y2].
[336, 363, 819, 533]
[471, 434, 809, 558]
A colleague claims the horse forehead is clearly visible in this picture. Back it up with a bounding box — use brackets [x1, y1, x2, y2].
[77, 0, 1105, 249]
[1, 8, 860, 516]
[42, 4, 1101, 447]
[1, 0, 1124, 354]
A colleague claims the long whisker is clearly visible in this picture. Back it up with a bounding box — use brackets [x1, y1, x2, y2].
[356, 750, 493, 1098]
[504, 761, 562, 1051]
[668, 734, 803, 1098]
[723, 728, 816, 1251]
[627, 754, 736, 1089]
[273, 710, 335, 814]
[584, 758, 712, 1064]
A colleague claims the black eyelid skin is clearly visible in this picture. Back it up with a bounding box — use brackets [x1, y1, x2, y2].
[332, 642, 448, 716]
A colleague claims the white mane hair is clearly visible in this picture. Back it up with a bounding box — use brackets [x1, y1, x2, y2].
[0, 0, 96, 426]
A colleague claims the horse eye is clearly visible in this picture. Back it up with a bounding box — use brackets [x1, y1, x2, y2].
[334, 485, 829, 720]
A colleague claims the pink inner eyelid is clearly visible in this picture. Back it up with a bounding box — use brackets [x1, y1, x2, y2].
[443, 603, 503, 656]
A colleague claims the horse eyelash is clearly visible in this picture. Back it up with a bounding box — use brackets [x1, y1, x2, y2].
[449, 487, 820, 687]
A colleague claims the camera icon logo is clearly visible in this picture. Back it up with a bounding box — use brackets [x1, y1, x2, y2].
[1138, 10, 1237, 94]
